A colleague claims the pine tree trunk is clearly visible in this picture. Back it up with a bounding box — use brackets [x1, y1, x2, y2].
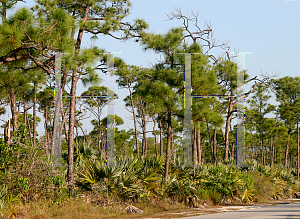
[128, 84, 139, 157]
[10, 88, 18, 132]
[24, 100, 27, 128]
[4, 114, 10, 145]
[232, 141, 235, 162]
[75, 121, 79, 138]
[213, 127, 218, 165]
[33, 83, 37, 147]
[44, 107, 49, 152]
[142, 137, 145, 156]
[1, 2, 6, 23]
[61, 105, 70, 145]
[67, 75, 78, 189]
[152, 116, 158, 157]
[26, 109, 32, 144]
[141, 106, 147, 156]
[280, 150, 282, 165]
[98, 119, 102, 158]
[193, 126, 198, 167]
[67, 3, 90, 190]
[207, 123, 214, 164]
[23, 99, 33, 145]
[164, 111, 172, 183]
[285, 130, 291, 168]
[270, 135, 274, 167]
[63, 119, 68, 143]
[197, 128, 202, 164]
[171, 131, 175, 157]
[261, 134, 265, 165]
[159, 120, 163, 157]
[97, 103, 102, 157]
[275, 146, 277, 164]
[224, 98, 234, 161]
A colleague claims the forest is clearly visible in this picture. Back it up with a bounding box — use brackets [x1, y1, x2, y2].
[0, 0, 299, 218]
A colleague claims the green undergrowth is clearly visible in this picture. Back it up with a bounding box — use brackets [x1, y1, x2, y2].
[0, 133, 300, 218]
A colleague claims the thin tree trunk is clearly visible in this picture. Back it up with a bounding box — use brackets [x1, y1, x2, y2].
[280, 150, 282, 165]
[98, 118, 102, 157]
[33, 82, 37, 147]
[171, 131, 175, 157]
[197, 128, 202, 164]
[25, 108, 32, 144]
[164, 111, 172, 183]
[4, 114, 10, 145]
[61, 104, 70, 144]
[159, 120, 163, 157]
[261, 133, 265, 165]
[231, 141, 235, 162]
[270, 130, 274, 167]
[128, 83, 139, 157]
[24, 100, 27, 129]
[1, 2, 6, 23]
[44, 107, 49, 152]
[207, 123, 213, 164]
[67, 3, 90, 190]
[193, 126, 197, 176]
[224, 98, 234, 161]
[10, 88, 18, 132]
[142, 136, 145, 156]
[141, 106, 147, 156]
[152, 116, 158, 157]
[75, 121, 79, 138]
[23, 99, 33, 145]
[285, 130, 291, 169]
[102, 134, 106, 156]
[275, 146, 277, 164]
[213, 127, 217, 165]
[64, 119, 69, 143]
[68, 75, 78, 189]
[78, 122, 87, 139]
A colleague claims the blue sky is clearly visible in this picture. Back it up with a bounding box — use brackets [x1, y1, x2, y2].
[88, 0, 300, 132]
[6, 0, 300, 135]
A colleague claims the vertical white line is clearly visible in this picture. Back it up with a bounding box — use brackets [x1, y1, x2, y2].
[184, 54, 192, 166]
[54, 53, 62, 166]
[107, 53, 115, 165]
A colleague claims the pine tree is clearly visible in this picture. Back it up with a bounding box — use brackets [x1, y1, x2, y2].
[81, 85, 118, 157]
[272, 77, 300, 169]
[34, 0, 148, 189]
[246, 84, 275, 165]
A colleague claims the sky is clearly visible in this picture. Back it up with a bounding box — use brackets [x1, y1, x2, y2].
[1, 0, 299, 136]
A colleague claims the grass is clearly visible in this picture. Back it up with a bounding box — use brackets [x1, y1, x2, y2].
[2, 190, 299, 218]
[1, 198, 197, 219]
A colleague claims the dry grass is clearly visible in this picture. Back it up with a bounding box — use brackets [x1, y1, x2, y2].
[0, 198, 198, 219]
[1, 198, 122, 219]
[1, 195, 296, 219]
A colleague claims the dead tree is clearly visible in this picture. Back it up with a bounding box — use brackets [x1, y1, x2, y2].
[166, 7, 230, 64]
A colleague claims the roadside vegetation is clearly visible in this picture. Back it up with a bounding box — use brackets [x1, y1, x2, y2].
[0, 0, 299, 218]
[0, 132, 300, 218]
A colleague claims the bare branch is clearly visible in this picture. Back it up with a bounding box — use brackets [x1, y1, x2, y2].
[166, 7, 229, 64]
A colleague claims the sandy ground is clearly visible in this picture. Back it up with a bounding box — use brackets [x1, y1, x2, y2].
[127, 199, 300, 219]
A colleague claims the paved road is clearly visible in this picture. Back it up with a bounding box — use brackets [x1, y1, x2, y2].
[182, 202, 300, 219]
